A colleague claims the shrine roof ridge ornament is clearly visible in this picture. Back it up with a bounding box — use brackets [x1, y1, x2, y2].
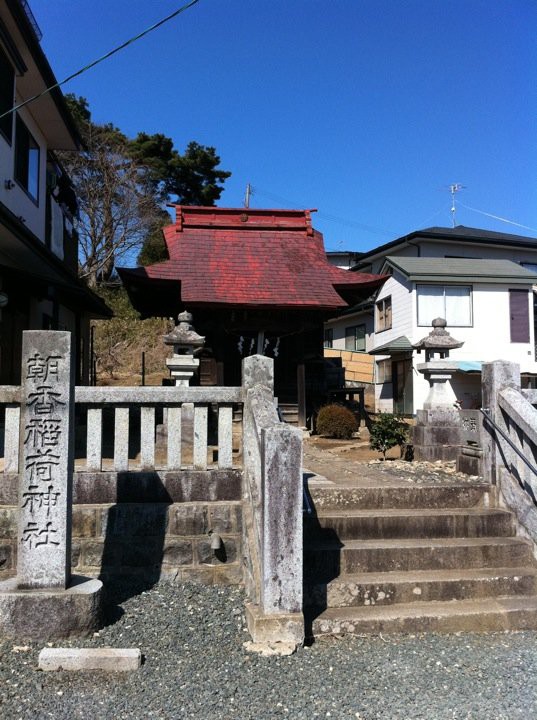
[171, 205, 317, 235]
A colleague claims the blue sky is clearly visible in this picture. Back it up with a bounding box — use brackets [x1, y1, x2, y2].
[31, 0, 537, 252]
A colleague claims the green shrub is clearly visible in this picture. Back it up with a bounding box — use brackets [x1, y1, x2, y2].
[369, 412, 408, 460]
[316, 404, 359, 439]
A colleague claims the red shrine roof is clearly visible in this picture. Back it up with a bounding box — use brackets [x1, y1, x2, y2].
[119, 206, 385, 310]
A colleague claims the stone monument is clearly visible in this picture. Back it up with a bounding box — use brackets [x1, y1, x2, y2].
[411, 318, 464, 461]
[0, 331, 102, 640]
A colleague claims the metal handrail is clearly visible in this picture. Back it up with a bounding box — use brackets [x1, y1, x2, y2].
[303, 480, 313, 515]
[480, 407, 537, 480]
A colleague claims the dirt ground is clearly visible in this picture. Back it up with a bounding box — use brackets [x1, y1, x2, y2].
[303, 428, 481, 486]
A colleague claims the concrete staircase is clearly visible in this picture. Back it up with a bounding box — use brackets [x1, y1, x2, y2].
[304, 481, 537, 637]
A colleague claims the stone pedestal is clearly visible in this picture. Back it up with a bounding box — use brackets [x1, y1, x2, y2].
[412, 407, 462, 461]
[0, 575, 102, 641]
[412, 362, 462, 462]
[165, 355, 200, 387]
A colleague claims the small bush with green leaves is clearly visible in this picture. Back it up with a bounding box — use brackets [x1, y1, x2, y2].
[316, 404, 359, 439]
[369, 412, 408, 460]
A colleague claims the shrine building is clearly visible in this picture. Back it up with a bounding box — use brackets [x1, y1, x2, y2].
[118, 206, 385, 423]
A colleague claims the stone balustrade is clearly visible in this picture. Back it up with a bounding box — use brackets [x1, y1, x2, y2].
[0, 334, 304, 647]
[0, 385, 242, 473]
[482, 361, 537, 555]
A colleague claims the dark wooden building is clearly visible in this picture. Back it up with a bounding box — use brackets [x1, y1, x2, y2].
[119, 206, 384, 422]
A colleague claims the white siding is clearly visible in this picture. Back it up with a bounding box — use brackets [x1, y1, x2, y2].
[0, 101, 47, 241]
[326, 310, 374, 351]
[410, 282, 537, 412]
[373, 270, 413, 345]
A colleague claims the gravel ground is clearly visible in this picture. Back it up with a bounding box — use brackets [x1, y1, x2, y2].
[1, 580, 535, 720]
[366, 458, 482, 484]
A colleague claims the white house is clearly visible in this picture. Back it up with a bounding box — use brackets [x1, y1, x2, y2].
[324, 226, 537, 414]
[0, 0, 110, 383]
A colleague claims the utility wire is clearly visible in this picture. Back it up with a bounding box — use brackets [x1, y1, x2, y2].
[0, 0, 201, 121]
[253, 186, 395, 238]
[457, 201, 537, 234]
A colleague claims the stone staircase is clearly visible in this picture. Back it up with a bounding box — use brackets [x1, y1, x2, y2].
[304, 481, 537, 637]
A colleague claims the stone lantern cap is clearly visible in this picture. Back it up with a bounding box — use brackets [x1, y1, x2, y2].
[413, 318, 464, 355]
[163, 310, 205, 355]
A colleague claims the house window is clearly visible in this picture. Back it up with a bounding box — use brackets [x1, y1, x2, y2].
[0, 46, 15, 142]
[417, 285, 472, 327]
[345, 324, 366, 351]
[14, 115, 40, 202]
[376, 296, 392, 332]
[376, 359, 392, 383]
[323, 328, 333, 348]
[509, 289, 530, 343]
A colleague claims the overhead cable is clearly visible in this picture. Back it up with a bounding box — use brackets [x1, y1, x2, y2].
[457, 202, 537, 234]
[0, 0, 201, 121]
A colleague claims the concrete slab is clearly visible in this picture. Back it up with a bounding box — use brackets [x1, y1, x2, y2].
[38, 647, 141, 672]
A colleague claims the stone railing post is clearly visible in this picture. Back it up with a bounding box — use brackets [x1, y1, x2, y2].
[481, 360, 520, 485]
[241, 355, 304, 649]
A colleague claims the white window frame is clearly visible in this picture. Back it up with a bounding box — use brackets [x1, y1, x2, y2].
[416, 284, 473, 327]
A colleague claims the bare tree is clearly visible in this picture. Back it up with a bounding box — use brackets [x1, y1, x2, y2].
[61, 124, 164, 288]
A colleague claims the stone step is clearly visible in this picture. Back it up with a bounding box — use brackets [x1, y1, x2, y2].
[304, 508, 514, 540]
[310, 595, 537, 636]
[304, 566, 537, 608]
[306, 483, 493, 511]
[304, 537, 534, 579]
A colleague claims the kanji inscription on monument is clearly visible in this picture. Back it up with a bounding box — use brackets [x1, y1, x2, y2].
[18, 331, 74, 589]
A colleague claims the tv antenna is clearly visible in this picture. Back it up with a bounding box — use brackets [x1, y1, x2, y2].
[449, 183, 466, 227]
[244, 183, 254, 208]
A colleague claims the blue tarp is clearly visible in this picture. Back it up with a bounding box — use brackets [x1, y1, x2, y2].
[457, 361, 483, 373]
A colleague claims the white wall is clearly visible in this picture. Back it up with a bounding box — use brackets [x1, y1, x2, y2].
[410, 282, 536, 412]
[325, 309, 374, 351]
[374, 270, 414, 345]
[0, 99, 47, 242]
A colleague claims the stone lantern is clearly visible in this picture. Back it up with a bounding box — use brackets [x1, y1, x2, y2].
[163, 310, 205, 386]
[413, 317, 464, 409]
[411, 318, 464, 461]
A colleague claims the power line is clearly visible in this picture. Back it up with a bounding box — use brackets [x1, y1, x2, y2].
[0, 0, 201, 121]
[457, 202, 537, 234]
[252, 186, 395, 237]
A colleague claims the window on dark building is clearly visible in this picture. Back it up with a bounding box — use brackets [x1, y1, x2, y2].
[0, 46, 15, 142]
[345, 324, 366, 351]
[14, 115, 40, 202]
[323, 328, 333, 348]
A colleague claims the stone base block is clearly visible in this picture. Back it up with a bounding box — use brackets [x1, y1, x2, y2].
[245, 602, 304, 648]
[457, 446, 484, 476]
[0, 575, 102, 641]
[39, 647, 140, 672]
[412, 425, 461, 446]
[457, 453, 483, 476]
[416, 408, 461, 426]
[413, 444, 460, 462]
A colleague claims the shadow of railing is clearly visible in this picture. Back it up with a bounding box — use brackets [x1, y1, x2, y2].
[99, 472, 169, 624]
[302, 473, 343, 642]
